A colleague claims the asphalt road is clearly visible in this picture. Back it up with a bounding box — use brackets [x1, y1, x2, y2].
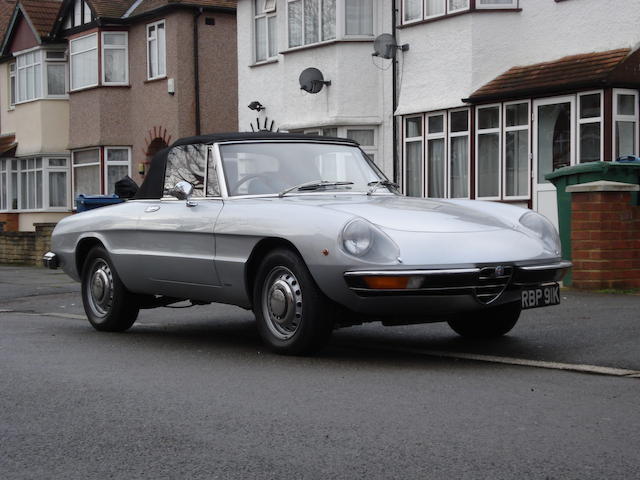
[1, 266, 639, 479]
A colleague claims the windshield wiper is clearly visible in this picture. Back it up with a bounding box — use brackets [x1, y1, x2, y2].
[278, 180, 354, 198]
[367, 179, 399, 195]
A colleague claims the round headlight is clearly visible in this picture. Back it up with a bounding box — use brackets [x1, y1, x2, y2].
[342, 219, 373, 256]
[519, 211, 561, 255]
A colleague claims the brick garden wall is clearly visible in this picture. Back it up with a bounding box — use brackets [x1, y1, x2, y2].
[0, 223, 56, 266]
[571, 191, 640, 290]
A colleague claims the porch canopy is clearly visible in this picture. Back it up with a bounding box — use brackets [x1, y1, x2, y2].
[463, 48, 640, 104]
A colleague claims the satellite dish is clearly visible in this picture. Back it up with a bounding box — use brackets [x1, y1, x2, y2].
[299, 67, 331, 94]
[372, 34, 409, 60]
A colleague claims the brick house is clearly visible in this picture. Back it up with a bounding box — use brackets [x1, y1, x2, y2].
[0, 0, 237, 237]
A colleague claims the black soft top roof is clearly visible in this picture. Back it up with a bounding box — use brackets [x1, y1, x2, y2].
[134, 132, 359, 199]
[171, 131, 358, 147]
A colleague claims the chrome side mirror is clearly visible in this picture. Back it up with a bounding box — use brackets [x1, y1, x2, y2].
[170, 181, 197, 207]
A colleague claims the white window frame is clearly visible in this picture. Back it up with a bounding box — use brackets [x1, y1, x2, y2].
[147, 20, 167, 81]
[476, 0, 517, 9]
[254, 1, 278, 63]
[286, 0, 337, 49]
[612, 88, 639, 159]
[342, 0, 376, 38]
[424, 0, 446, 20]
[402, 0, 423, 23]
[448, 108, 470, 199]
[15, 50, 42, 104]
[475, 104, 502, 200]
[101, 31, 129, 86]
[0, 160, 8, 211]
[425, 111, 447, 198]
[14, 157, 44, 211]
[104, 146, 132, 195]
[502, 100, 530, 201]
[72, 147, 101, 203]
[44, 49, 68, 98]
[8, 62, 16, 108]
[45, 157, 71, 211]
[69, 33, 99, 91]
[577, 90, 604, 164]
[403, 115, 425, 197]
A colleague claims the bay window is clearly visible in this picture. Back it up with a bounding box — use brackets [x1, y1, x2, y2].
[449, 109, 469, 198]
[402, 0, 515, 23]
[147, 20, 166, 80]
[0, 158, 69, 211]
[9, 62, 16, 107]
[102, 32, 129, 85]
[476, 0, 517, 8]
[404, 116, 424, 197]
[426, 113, 446, 197]
[448, 0, 469, 13]
[476, 105, 501, 199]
[578, 92, 602, 163]
[254, 0, 278, 62]
[613, 89, 639, 159]
[288, 0, 373, 48]
[504, 101, 529, 199]
[70, 33, 98, 90]
[14, 49, 67, 102]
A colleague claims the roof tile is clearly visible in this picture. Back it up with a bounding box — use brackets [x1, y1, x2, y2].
[129, 0, 236, 17]
[467, 49, 633, 102]
[20, 0, 63, 38]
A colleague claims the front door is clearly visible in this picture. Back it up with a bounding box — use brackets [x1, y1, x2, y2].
[533, 96, 576, 228]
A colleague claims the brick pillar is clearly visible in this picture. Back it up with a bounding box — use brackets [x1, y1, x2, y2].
[568, 181, 640, 290]
[34, 223, 57, 266]
[0, 213, 19, 231]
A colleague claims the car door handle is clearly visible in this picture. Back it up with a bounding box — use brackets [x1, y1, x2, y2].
[144, 206, 161, 213]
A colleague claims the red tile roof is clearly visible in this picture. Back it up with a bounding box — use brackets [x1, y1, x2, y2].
[466, 49, 638, 103]
[0, 1, 14, 43]
[20, 0, 62, 38]
[128, 0, 236, 17]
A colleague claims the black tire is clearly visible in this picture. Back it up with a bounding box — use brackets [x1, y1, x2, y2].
[81, 246, 140, 332]
[447, 301, 521, 339]
[253, 248, 335, 355]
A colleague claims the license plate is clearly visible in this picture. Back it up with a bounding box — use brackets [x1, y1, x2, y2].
[521, 283, 561, 310]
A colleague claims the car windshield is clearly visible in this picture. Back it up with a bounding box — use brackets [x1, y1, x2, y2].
[219, 142, 390, 196]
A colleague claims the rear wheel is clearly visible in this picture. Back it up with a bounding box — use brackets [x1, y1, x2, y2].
[253, 248, 335, 355]
[447, 302, 521, 339]
[81, 246, 139, 332]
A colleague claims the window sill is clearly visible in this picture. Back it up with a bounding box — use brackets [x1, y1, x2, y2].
[280, 37, 375, 55]
[70, 84, 131, 93]
[398, 8, 522, 29]
[250, 59, 278, 68]
[145, 76, 167, 84]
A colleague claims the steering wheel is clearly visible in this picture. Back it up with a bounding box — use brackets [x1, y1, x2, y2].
[232, 174, 280, 195]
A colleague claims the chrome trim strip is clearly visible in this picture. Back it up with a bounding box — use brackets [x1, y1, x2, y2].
[344, 268, 480, 277]
[519, 261, 573, 271]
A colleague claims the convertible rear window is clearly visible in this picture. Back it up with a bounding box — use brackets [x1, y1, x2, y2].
[163, 144, 215, 197]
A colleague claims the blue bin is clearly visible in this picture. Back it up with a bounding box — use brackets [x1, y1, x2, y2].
[76, 194, 124, 212]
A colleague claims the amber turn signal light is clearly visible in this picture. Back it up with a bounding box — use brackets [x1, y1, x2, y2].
[362, 276, 410, 289]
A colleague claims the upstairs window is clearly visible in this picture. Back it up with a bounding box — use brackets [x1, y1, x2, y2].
[16, 51, 42, 102]
[14, 50, 67, 103]
[147, 20, 166, 80]
[70, 33, 98, 90]
[254, 0, 278, 62]
[476, 0, 517, 8]
[102, 32, 129, 85]
[9, 62, 16, 107]
[402, 0, 515, 24]
[66, 0, 93, 29]
[287, 0, 373, 48]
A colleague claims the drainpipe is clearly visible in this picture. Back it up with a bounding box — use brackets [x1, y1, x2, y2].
[193, 7, 203, 135]
[391, 0, 399, 184]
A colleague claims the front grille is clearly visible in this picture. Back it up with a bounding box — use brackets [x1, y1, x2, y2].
[475, 266, 513, 304]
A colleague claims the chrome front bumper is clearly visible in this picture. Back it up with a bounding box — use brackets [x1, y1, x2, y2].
[344, 261, 573, 304]
[42, 251, 59, 269]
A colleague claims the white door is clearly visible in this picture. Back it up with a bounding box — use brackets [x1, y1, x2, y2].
[533, 96, 576, 229]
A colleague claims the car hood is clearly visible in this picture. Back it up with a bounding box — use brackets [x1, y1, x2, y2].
[286, 195, 516, 233]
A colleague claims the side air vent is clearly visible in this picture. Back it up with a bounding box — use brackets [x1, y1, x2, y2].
[475, 266, 513, 304]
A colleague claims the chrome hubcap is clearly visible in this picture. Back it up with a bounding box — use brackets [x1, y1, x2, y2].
[87, 259, 114, 318]
[262, 267, 303, 340]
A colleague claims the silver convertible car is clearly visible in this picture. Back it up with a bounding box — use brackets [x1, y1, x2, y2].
[44, 132, 571, 354]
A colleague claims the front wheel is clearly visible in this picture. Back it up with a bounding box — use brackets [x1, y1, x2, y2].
[253, 249, 335, 355]
[81, 246, 140, 332]
[447, 301, 521, 339]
